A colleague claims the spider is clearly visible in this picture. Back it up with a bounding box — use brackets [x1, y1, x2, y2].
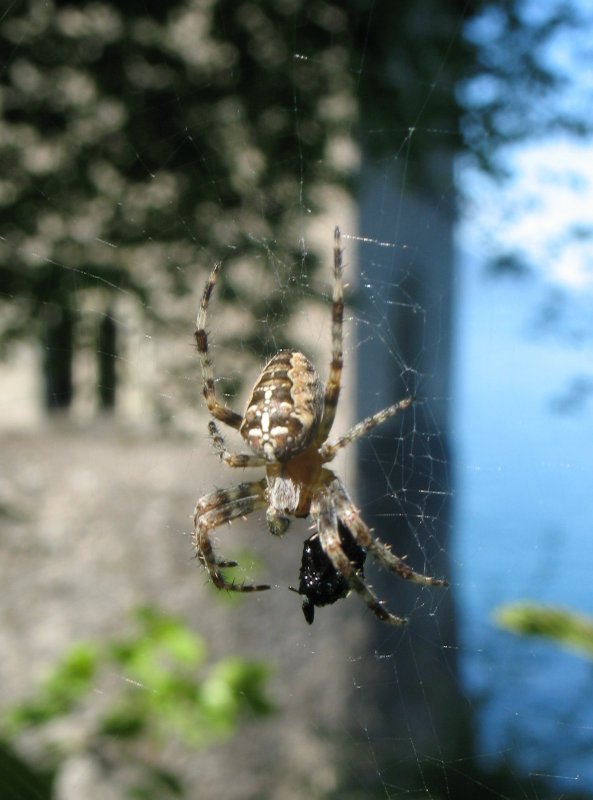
[193, 227, 447, 625]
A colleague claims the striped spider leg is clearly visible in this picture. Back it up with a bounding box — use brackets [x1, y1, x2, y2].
[193, 479, 270, 591]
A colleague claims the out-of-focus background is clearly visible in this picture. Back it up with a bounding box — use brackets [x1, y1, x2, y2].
[2, 2, 593, 798]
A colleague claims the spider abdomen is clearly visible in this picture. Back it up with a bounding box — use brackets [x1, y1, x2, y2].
[240, 350, 324, 462]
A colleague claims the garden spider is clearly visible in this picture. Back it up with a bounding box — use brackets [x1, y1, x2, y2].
[193, 228, 446, 625]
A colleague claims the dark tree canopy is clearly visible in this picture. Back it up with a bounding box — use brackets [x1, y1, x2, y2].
[0, 0, 358, 357]
[1, 0, 583, 365]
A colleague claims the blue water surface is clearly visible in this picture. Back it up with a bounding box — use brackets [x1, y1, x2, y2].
[453, 260, 593, 788]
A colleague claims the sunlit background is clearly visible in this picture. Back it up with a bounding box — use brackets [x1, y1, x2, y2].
[1, 1, 593, 798]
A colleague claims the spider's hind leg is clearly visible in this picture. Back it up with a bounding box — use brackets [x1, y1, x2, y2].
[195, 263, 244, 431]
[208, 421, 267, 468]
[315, 227, 345, 445]
[319, 396, 413, 463]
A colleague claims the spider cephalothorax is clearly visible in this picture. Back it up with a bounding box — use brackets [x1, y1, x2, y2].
[192, 228, 446, 625]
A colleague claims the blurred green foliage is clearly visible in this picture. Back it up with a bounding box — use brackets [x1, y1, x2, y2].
[1, 607, 274, 798]
[495, 602, 593, 661]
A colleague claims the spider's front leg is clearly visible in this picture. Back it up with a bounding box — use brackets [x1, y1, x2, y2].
[328, 477, 447, 588]
[193, 479, 270, 592]
[311, 491, 408, 626]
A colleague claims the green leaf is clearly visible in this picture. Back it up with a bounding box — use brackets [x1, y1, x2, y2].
[494, 602, 593, 660]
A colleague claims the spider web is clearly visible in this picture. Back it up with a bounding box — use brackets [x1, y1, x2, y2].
[1, 2, 593, 799]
